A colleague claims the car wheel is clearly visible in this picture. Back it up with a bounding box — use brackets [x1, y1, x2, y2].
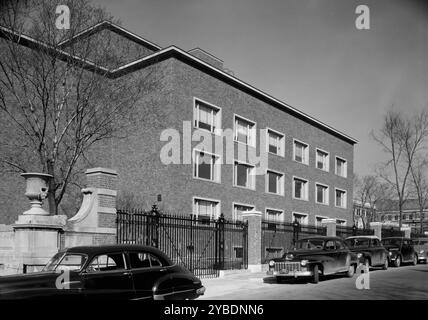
[346, 264, 355, 277]
[394, 256, 401, 267]
[412, 254, 418, 266]
[382, 258, 388, 270]
[312, 265, 319, 284]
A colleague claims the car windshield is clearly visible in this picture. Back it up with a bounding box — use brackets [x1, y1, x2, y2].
[294, 239, 324, 250]
[382, 239, 401, 246]
[43, 253, 87, 272]
[415, 240, 428, 245]
[345, 238, 370, 248]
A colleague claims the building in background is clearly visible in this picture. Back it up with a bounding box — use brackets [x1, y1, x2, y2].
[0, 22, 357, 226]
[353, 200, 377, 229]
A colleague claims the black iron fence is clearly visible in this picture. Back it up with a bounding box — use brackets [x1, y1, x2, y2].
[336, 225, 374, 239]
[261, 220, 326, 263]
[116, 206, 248, 278]
[381, 226, 404, 238]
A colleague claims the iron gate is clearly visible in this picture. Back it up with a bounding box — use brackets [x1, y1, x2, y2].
[116, 206, 248, 278]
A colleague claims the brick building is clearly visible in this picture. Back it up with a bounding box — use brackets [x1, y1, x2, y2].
[0, 21, 357, 226]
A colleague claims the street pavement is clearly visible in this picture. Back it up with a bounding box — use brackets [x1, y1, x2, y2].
[199, 264, 428, 300]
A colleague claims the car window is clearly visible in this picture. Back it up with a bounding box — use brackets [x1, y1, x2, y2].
[372, 239, 380, 247]
[345, 238, 369, 248]
[335, 240, 345, 250]
[325, 240, 336, 250]
[87, 253, 126, 272]
[416, 240, 428, 245]
[44, 253, 87, 272]
[294, 239, 324, 250]
[382, 239, 401, 246]
[129, 252, 163, 269]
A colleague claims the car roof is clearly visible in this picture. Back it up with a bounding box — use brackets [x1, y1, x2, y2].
[382, 237, 411, 240]
[297, 236, 344, 241]
[345, 236, 380, 240]
[63, 244, 169, 257]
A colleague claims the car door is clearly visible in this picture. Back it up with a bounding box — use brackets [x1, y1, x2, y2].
[335, 240, 350, 272]
[82, 252, 134, 300]
[128, 251, 173, 300]
[370, 238, 383, 265]
[323, 240, 340, 274]
[401, 240, 412, 261]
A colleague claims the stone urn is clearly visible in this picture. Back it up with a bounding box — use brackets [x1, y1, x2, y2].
[21, 173, 53, 215]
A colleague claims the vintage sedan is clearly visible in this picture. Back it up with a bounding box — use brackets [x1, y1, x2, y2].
[411, 238, 428, 264]
[344, 236, 389, 270]
[0, 244, 205, 300]
[382, 237, 417, 267]
[266, 236, 359, 284]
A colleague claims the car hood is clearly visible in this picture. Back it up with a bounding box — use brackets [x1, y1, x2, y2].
[273, 250, 334, 262]
[0, 272, 61, 294]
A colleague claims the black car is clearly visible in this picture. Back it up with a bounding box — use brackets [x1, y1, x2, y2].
[267, 236, 359, 284]
[382, 237, 417, 267]
[0, 245, 205, 300]
[344, 236, 389, 270]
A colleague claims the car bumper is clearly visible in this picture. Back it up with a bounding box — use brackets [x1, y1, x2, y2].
[267, 270, 312, 277]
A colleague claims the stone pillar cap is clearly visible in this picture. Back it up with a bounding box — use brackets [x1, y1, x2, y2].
[85, 167, 117, 175]
[321, 218, 337, 223]
[241, 210, 262, 217]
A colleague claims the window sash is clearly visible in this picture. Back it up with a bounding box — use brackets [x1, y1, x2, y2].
[294, 142, 307, 163]
[194, 199, 219, 220]
[316, 151, 328, 170]
[234, 205, 254, 221]
[235, 162, 254, 189]
[195, 101, 218, 132]
[235, 118, 255, 146]
[194, 151, 219, 182]
[268, 131, 282, 155]
[316, 185, 328, 204]
[294, 179, 307, 199]
[335, 190, 346, 207]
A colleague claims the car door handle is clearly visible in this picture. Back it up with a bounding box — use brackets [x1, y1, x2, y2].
[160, 268, 167, 272]
[124, 272, 132, 277]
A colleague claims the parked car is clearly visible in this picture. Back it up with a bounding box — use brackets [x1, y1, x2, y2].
[381, 237, 417, 267]
[266, 236, 359, 284]
[413, 238, 428, 264]
[344, 236, 389, 270]
[0, 245, 205, 300]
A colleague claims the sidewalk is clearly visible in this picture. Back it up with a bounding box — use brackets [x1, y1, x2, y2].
[198, 271, 268, 299]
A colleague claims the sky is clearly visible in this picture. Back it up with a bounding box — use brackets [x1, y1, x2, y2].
[92, 0, 428, 177]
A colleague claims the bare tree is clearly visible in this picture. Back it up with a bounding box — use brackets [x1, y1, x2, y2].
[409, 156, 428, 233]
[0, 0, 161, 214]
[372, 109, 428, 227]
[354, 174, 392, 228]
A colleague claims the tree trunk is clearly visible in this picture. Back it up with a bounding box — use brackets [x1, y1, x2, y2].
[46, 159, 57, 215]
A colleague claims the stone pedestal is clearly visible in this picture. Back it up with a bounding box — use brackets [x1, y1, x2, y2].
[400, 227, 411, 238]
[13, 214, 67, 267]
[322, 218, 337, 237]
[369, 222, 383, 240]
[242, 210, 262, 272]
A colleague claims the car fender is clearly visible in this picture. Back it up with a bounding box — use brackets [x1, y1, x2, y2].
[152, 274, 174, 299]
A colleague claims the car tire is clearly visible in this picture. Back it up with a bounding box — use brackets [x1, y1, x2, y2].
[394, 256, 401, 267]
[412, 254, 418, 266]
[312, 265, 319, 284]
[346, 264, 355, 278]
[382, 258, 388, 270]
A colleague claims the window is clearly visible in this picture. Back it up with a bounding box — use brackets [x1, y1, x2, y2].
[292, 212, 308, 225]
[316, 149, 329, 171]
[335, 189, 347, 208]
[234, 161, 255, 189]
[265, 208, 284, 222]
[336, 219, 347, 226]
[267, 129, 284, 156]
[315, 183, 329, 205]
[193, 99, 221, 133]
[293, 140, 309, 164]
[293, 177, 308, 200]
[128, 252, 163, 269]
[266, 170, 284, 195]
[234, 247, 244, 259]
[193, 197, 220, 223]
[233, 203, 254, 221]
[87, 253, 126, 272]
[335, 157, 347, 178]
[234, 115, 256, 147]
[193, 150, 221, 182]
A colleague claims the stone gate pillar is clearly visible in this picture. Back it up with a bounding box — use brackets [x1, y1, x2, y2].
[322, 218, 337, 237]
[65, 167, 117, 247]
[242, 210, 262, 272]
[370, 222, 383, 240]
